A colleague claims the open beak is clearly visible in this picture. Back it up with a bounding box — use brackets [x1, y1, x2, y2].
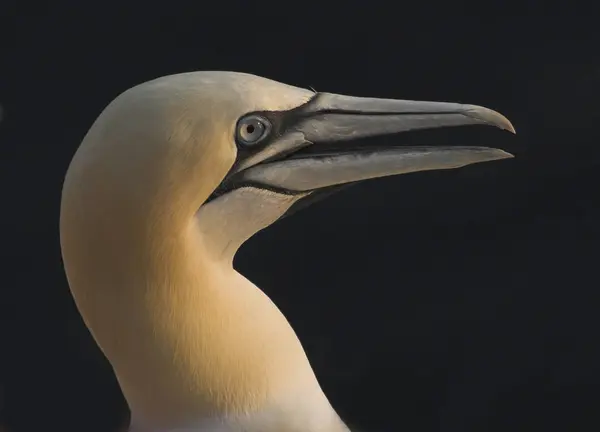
[237, 92, 515, 193]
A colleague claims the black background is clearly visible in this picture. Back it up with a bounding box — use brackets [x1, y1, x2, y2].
[1, 4, 600, 432]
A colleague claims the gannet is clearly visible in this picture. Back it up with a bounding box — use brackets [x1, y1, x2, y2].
[59, 72, 515, 432]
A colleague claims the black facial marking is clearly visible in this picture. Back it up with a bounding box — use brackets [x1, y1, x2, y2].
[206, 94, 324, 204]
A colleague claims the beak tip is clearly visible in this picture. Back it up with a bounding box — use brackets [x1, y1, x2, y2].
[463, 105, 516, 134]
[505, 123, 517, 134]
[477, 148, 514, 162]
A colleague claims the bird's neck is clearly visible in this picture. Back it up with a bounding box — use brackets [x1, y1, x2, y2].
[122, 264, 343, 431]
[62, 209, 346, 431]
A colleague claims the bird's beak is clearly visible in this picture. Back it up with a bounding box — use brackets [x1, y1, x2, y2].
[237, 92, 515, 193]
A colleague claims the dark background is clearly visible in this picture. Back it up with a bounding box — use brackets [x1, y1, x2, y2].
[1, 5, 600, 432]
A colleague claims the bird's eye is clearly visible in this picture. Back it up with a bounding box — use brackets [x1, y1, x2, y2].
[237, 115, 271, 146]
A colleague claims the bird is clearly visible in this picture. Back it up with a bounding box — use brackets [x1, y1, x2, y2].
[59, 71, 515, 432]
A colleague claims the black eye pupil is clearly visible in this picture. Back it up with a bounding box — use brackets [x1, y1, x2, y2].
[246, 125, 255, 134]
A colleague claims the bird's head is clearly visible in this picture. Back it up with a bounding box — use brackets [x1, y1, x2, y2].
[67, 71, 513, 263]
